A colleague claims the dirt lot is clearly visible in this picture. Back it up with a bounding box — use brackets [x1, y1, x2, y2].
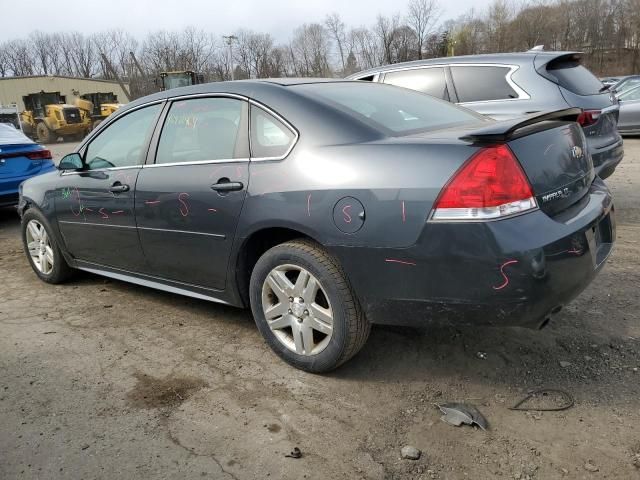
[1, 140, 639, 480]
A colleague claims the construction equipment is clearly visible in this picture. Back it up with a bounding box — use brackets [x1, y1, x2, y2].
[75, 92, 122, 130]
[159, 71, 204, 91]
[0, 104, 22, 131]
[20, 91, 91, 143]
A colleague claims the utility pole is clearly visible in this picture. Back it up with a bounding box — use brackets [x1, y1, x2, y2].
[222, 35, 238, 80]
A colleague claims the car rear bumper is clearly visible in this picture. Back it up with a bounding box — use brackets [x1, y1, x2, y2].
[591, 137, 623, 180]
[332, 178, 615, 329]
[0, 162, 56, 206]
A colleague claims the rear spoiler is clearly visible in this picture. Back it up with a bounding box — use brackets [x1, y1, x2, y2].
[459, 108, 581, 143]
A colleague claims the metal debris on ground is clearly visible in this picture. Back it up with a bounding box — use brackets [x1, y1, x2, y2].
[285, 447, 302, 459]
[509, 388, 574, 412]
[437, 403, 489, 430]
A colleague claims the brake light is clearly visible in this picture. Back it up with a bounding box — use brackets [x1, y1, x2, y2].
[431, 145, 537, 221]
[26, 149, 53, 160]
[576, 109, 601, 127]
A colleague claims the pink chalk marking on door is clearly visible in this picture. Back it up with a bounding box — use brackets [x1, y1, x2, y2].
[385, 258, 416, 266]
[99, 208, 109, 219]
[178, 193, 190, 217]
[493, 260, 519, 290]
[111, 210, 124, 214]
[207, 208, 217, 212]
[307, 194, 312, 217]
[145, 200, 161, 205]
[83, 207, 93, 212]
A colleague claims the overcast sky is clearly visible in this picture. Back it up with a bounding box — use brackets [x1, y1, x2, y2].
[0, 0, 492, 42]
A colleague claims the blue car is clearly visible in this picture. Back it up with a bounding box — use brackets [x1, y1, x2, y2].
[0, 124, 55, 207]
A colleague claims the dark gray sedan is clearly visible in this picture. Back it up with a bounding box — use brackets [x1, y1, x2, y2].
[18, 80, 615, 372]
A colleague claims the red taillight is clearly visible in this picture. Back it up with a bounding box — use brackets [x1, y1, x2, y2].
[26, 149, 52, 160]
[576, 109, 601, 127]
[431, 145, 537, 221]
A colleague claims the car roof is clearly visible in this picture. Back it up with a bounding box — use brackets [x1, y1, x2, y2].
[0, 123, 34, 145]
[122, 78, 358, 111]
[348, 51, 581, 78]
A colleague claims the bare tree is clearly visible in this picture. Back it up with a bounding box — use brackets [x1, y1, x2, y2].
[407, 0, 441, 59]
[325, 13, 347, 73]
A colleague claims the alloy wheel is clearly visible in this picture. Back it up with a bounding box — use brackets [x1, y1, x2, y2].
[25, 219, 54, 275]
[261, 264, 334, 356]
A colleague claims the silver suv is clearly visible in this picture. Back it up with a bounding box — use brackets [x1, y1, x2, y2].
[348, 51, 623, 179]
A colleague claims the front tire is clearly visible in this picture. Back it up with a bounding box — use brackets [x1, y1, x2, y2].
[21, 209, 74, 284]
[250, 239, 370, 373]
[36, 122, 55, 143]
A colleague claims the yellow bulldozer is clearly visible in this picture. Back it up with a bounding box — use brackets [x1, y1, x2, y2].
[75, 92, 123, 130]
[20, 92, 91, 143]
[159, 71, 204, 91]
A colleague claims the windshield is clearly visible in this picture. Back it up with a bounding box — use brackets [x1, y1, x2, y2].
[292, 82, 483, 136]
[163, 73, 194, 90]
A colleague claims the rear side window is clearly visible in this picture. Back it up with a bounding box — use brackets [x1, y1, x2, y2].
[545, 59, 603, 96]
[250, 106, 296, 158]
[383, 67, 449, 100]
[450, 66, 519, 102]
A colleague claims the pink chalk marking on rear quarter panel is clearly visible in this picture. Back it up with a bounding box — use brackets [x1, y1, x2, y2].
[111, 210, 124, 214]
[307, 194, 311, 217]
[145, 200, 160, 205]
[207, 208, 217, 212]
[402, 200, 406, 223]
[342, 205, 352, 223]
[385, 258, 417, 266]
[493, 260, 519, 290]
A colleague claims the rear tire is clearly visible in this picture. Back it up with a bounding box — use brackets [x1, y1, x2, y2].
[21, 209, 74, 284]
[36, 122, 55, 143]
[250, 239, 370, 373]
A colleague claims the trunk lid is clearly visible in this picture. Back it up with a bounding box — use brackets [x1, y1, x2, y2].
[507, 121, 593, 215]
[456, 109, 594, 216]
[0, 144, 44, 178]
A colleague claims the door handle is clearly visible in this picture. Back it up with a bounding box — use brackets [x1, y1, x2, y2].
[109, 182, 130, 193]
[210, 180, 244, 192]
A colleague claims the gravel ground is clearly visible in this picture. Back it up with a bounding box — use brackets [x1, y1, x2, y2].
[1, 139, 639, 480]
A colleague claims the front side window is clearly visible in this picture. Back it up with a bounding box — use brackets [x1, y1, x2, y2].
[156, 97, 246, 164]
[84, 104, 161, 170]
[383, 67, 449, 100]
[450, 66, 520, 103]
[250, 106, 296, 158]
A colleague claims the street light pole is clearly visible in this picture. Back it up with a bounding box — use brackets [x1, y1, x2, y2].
[222, 35, 238, 81]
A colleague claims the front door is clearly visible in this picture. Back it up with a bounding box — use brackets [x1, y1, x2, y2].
[55, 103, 163, 271]
[135, 96, 249, 290]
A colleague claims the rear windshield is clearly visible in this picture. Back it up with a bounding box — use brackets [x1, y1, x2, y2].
[546, 59, 604, 96]
[292, 82, 482, 135]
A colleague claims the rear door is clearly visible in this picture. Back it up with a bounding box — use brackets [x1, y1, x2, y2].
[617, 87, 640, 132]
[55, 102, 163, 271]
[135, 95, 249, 290]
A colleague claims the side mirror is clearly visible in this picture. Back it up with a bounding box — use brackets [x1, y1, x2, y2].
[58, 153, 83, 171]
